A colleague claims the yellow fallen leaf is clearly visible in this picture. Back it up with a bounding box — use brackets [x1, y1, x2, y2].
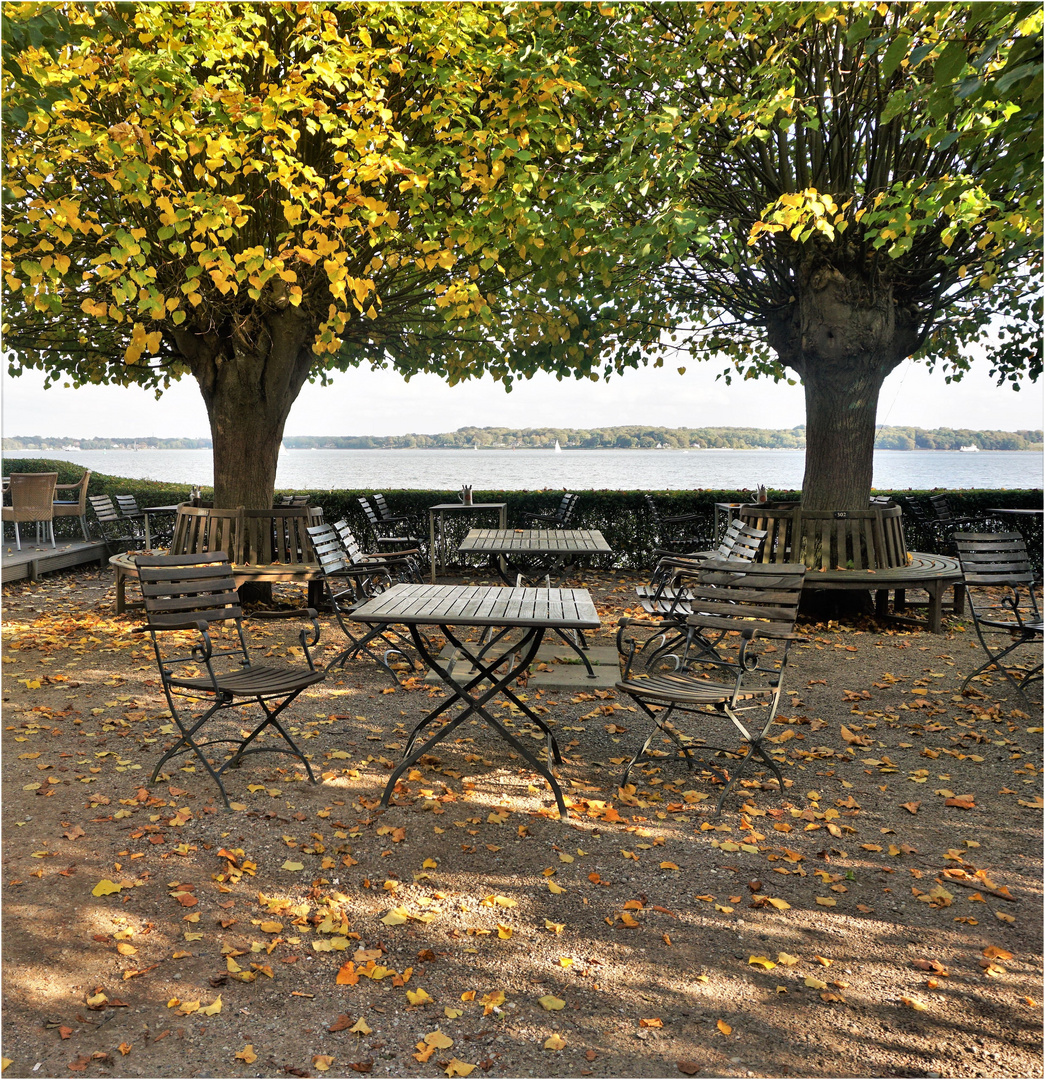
[544, 920, 564, 934]
[226, 957, 242, 973]
[92, 879, 123, 897]
[381, 907, 409, 926]
[815, 897, 837, 907]
[116, 942, 137, 956]
[558, 852, 574, 863]
[312, 1055, 334, 1071]
[200, 996, 222, 1016]
[259, 921, 283, 933]
[547, 881, 565, 894]
[281, 860, 304, 872]
[460, 991, 476, 1002]
[423, 1031, 454, 1050]
[444, 1007, 463, 1019]
[538, 995, 565, 1011]
[748, 956, 776, 970]
[804, 977, 828, 990]
[234, 1045, 257, 1064]
[766, 897, 791, 911]
[407, 987, 433, 1006]
[776, 952, 800, 966]
[422, 858, 438, 869]
[901, 996, 929, 1012]
[350, 1019, 371, 1035]
[496, 923, 512, 939]
[445, 1060, 476, 1077]
[544, 1033, 566, 1051]
[717, 1019, 732, 1035]
[660, 862, 680, 871]
[177, 1000, 201, 1015]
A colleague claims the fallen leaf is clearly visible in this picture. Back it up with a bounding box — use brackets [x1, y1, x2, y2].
[640, 1018, 663, 1028]
[901, 996, 929, 1012]
[716, 1019, 732, 1035]
[234, 1045, 258, 1064]
[312, 1055, 334, 1071]
[350, 1019, 371, 1035]
[543, 1034, 566, 1051]
[406, 987, 433, 1006]
[538, 995, 565, 1011]
[91, 879, 123, 897]
[445, 1059, 475, 1077]
[328, 1015, 354, 1032]
[677, 1062, 700, 1076]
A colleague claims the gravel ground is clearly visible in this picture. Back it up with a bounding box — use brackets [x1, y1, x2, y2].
[1, 563, 1041, 1080]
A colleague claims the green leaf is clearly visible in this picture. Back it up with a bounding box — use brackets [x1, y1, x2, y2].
[880, 34, 911, 80]
[934, 41, 968, 86]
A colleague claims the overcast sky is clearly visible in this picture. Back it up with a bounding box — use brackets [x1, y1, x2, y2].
[2, 355, 1042, 440]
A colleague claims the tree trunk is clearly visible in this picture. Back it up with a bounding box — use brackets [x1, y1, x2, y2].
[766, 261, 923, 512]
[173, 308, 316, 510]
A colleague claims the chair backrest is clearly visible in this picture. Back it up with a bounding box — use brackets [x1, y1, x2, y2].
[643, 494, 663, 528]
[903, 498, 932, 526]
[357, 496, 383, 532]
[333, 519, 369, 564]
[373, 493, 396, 520]
[116, 494, 142, 517]
[929, 495, 952, 521]
[89, 493, 123, 525]
[558, 493, 579, 525]
[7, 472, 57, 519]
[718, 519, 767, 563]
[307, 522, 351, 575]
[135, 551, 243, 630]
[686, 561, 807, 636]
[277, 494, 310, 507]
[952, 532, 1036, 586]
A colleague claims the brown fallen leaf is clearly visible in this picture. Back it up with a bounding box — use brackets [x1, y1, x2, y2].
[677, 1062, 701, 1076]
[328, 1014, 354, 1032]
[901, 802, 920, 814]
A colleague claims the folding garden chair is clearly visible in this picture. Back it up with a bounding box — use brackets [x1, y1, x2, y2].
[644, 494, 710, 554]
[952, 532, 1043, 703]
[307, 523, 418, 683]
[135, 551, 325, 808]
[332, 519, 424, 583]
[90, 494, 143, 555]
[524, 492, 579, 528]
[615, 561, 807, 815]
[357, 496, 424, 553]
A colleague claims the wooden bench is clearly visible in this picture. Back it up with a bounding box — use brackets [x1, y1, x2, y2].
[109, 504, 325, 613]
[737, 502, 964, 632]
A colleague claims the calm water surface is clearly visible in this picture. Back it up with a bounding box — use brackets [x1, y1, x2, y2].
[29, 447, 1043, 492]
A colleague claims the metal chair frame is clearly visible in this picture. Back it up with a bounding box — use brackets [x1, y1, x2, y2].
[615, 561, 807, 815]
[135, 551, 324, 808]
[332, 519, 423, 584]
[952, 532, 1043, 703]
[307, 523, 418, 683]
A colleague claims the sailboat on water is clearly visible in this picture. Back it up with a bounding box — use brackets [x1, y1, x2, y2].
[553, 440, 562, 453]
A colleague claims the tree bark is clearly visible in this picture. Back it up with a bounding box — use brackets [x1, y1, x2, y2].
[766, 261, 924, 512]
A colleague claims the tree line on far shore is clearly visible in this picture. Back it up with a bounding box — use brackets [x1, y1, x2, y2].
[9, 425, 1038, 453]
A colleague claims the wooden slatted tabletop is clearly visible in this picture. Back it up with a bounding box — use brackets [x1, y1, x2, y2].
[457, 528, 611, 557]
[350, 582, 601, 631]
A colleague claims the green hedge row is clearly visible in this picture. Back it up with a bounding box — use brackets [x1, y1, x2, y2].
[4, 456, 1041, 566]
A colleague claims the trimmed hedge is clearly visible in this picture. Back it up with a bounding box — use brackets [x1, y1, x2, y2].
[4, 456, 1041, 566]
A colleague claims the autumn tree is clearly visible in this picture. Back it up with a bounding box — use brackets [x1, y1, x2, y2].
[1, 1, 657, 508]
[562, 1, 1043, 510]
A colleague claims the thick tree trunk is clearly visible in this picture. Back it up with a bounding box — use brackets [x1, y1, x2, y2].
[766, 261, 924, 513]
[172, 308, 316, 510]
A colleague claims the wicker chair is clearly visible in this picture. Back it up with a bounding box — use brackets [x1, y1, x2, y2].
[53, 470, 91, 541]
[3, 472, 58, 550]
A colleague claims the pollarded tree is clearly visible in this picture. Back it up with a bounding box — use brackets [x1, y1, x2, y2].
[1, 1, 658, 508]
[564, 1, 1043, 510]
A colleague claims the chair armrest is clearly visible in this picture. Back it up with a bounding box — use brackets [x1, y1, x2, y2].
[251, 607, 320, 621]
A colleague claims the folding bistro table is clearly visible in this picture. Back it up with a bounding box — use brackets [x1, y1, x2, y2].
[349, 582, 601, 816]
[457, 528, 611, 587]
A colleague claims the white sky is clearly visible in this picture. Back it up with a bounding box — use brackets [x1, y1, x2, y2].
[1, 357, 1042, 440]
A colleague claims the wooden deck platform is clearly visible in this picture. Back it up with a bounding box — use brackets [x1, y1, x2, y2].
[1, 538, 110, 585]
